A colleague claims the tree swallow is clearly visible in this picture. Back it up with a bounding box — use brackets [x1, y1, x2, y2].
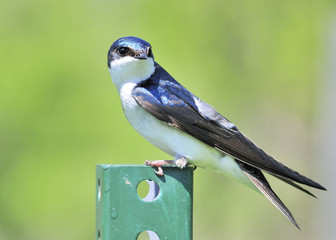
[107, 36, 326, 229]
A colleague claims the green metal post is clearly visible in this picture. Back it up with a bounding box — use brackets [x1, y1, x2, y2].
[96, 165, 193, 240]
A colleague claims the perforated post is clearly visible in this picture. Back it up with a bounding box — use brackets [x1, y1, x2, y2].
[96, 164, 193, 240]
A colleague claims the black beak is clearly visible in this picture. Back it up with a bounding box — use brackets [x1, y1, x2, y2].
[135, 52, 148, 60]
[135, 47, 153, 60]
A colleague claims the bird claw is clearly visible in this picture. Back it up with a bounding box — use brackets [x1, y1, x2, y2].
[145, 158, 190, 176]
[153, 166, 164, 176]
[145, 160, 174, 176]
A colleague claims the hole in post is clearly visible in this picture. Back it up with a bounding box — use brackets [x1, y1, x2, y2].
[137, 231, 160, 240]
[97, 230, 101, 240]
[98, 178, 101, 201]
[137, 179, 160, 202]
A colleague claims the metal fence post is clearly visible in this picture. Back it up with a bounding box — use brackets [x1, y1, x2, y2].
[96, 165, 194, 240]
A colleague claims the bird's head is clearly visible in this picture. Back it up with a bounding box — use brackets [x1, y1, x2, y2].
[107, 36, 155, 88]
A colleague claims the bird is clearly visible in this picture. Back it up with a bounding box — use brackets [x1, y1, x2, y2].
[107, 36, 326, 229]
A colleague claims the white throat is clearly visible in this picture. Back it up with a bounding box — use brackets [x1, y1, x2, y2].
[108, 57, 155, 92]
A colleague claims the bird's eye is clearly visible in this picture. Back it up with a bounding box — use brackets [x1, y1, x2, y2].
[118, 47, 129, 55]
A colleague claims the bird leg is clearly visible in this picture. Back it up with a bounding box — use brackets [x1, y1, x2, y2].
[145, 156, 188, 176]
[144, 160, 174, 176]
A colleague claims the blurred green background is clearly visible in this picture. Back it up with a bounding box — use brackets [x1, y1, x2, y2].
[0, 0, 335, 239]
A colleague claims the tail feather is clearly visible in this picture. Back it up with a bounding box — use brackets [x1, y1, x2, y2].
[270, 173, 317, 198]
[237, 161, 300, 230]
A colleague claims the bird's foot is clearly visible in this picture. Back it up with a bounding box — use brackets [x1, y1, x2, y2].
[144, 160, 174, 176]
[145, 156, 188, 176]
